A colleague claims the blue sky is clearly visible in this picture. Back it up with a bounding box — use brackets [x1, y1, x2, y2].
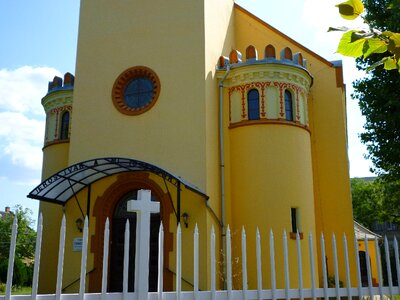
[0, 0, 373, 222]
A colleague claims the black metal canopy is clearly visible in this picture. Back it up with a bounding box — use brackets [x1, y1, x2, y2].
[27, 157, 208, 204]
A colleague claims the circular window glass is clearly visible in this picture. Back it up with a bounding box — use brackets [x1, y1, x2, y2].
[124, 77, 154, 109]
[112, 66, 161, 115]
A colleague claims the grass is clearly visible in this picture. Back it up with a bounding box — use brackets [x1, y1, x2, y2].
[0, 286, 32, 295]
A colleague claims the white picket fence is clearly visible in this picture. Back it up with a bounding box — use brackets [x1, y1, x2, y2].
[3, 213, 400, 300]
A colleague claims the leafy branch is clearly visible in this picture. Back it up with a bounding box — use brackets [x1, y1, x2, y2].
[330, 0, 400, 72]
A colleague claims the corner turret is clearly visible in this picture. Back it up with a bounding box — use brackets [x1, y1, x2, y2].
[40, 72, 74, 180]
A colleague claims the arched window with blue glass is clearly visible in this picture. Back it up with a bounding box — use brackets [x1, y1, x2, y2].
[285, 90, 294, 121]
[247, 89, 260, 120]
[60, 111, 70, 140]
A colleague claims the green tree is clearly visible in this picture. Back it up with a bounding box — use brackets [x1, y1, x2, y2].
[0, 205, 36, 287]
[351, 178, 383, 228]
[353, 0, 400, 180]
[351, 178, 400, 229]
[378, 178, 400, 224]
[330, 0, 400, 184]
[0, 205, 36, 260]
[332, 0, 400, 179]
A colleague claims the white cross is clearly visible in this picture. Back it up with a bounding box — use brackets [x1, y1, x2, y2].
[127, 189, 160, 299]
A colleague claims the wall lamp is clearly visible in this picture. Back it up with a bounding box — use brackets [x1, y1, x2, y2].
[181, 212, 189, 228]
[75, 218, 84, 232]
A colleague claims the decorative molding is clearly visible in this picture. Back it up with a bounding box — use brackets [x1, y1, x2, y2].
[42, 140, 70, 150]
[42, 93, 74, 112]
[227, 69, 310, 87]
[229, 81, 308, 123]
[229, 119, 310, 133]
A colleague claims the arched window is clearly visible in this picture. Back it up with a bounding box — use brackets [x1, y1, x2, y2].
[60, 111, 70, 139]
[247, 89, 260, 120]
[285, 90, 293, 121]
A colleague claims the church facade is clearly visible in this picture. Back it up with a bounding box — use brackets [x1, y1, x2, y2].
[30, 0, 356, 293]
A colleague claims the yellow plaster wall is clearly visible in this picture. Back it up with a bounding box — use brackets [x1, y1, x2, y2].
[71, 0, 206, 190]
[228, 125, 317, 289]
[203, 0, 235, 269]
[38, 143, 70, 293]
[308, 69, 355, 284]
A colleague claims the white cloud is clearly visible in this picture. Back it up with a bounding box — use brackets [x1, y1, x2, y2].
[0, 112, 45, 170]
[0, 112, 44, 142]
[0, 66, 60, 172]
[0, 66, 61, 115]
[4, 141, 43, 170]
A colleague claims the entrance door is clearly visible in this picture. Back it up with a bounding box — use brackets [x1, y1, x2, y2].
[109, 190, 161, 292]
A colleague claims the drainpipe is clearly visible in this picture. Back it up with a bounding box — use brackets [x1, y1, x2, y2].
[219, 65, 230, 285]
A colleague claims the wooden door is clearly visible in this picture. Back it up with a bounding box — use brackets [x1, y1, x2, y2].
[109, 191, 160, 292]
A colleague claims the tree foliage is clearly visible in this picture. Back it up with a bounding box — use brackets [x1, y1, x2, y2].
[351, 178, 400, 229]
[351, 178, 383, 229]
[349, 0, 400, 180]
[331, 0, 400, 71]
[0, 205, 36, 286]
[0, 205, 36, 260]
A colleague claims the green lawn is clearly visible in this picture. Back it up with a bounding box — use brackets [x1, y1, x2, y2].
[0, 286, 32, 295]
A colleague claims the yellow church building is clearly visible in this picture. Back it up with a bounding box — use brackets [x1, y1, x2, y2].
[28, 0, 357, 294]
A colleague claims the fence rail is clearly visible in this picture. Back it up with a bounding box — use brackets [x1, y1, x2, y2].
[2, 213, 400, 300]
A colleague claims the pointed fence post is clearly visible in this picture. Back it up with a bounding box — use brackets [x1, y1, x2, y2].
[158, 222, 164, 300]
[56, 215, 66, 300]
[374, 236, 384, 300]
[343, 234, 352, 299]
[256, 228, 262, 300]
[101, 218, 110, 300]
[269, 229, 276, 300]
[241, 226, 248, 300]
[308, 233, 317, 300]
[320, 234, 328, 300]
[296, 231, 304, 300]
[384, 236, 394, 300]
[122, 220, 130, 299]
[176, 223, 182, 300]
[353, 233, 362, 300]
[211, 225, 216, 300]
[332, 234, 340, 300]
[5, 214, 18, 300]
[283, 230, 290, 300]
[79, 217, 89, 300]
[394, 237, 400, 295]
[193, 224, 199, 300]
[31, 213, 43, 300]
[364, 235, 374, 299]
[226, 225, 232, 300]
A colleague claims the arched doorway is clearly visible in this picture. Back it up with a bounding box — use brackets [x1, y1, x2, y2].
[109, 190, 160, 292]
[90, 172, 174, 292]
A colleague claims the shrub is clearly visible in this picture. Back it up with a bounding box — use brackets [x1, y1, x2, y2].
[0, 257, 29, 287]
